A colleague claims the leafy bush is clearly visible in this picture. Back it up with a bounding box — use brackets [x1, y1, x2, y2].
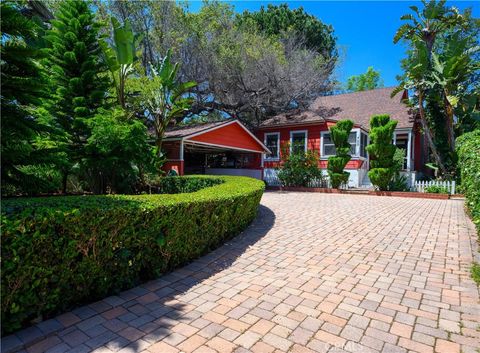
[457, 130, 480, 228]
[366, 114, 398, 190]
[327, 120, 354, 188]
[1, 176, 264, 334]
[424, 185, 450, 194]
[277, 150, 324, 187]
[457, 130, 480, 285]
[388, 174, 409, 191]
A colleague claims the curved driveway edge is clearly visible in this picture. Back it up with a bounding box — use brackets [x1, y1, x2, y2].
[3, 192, 479, 353]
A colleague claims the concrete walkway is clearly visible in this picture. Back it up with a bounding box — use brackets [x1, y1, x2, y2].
[3, 192, 479, 353]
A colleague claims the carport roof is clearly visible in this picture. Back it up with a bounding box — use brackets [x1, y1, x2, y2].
[165, 120, 234, 139]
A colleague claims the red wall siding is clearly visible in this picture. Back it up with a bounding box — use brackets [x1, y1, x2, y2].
[162, 161, 184, 175]
[189, 122, 265, 152]
[255, 123, 367, 170]
[256, 124, 326, 168]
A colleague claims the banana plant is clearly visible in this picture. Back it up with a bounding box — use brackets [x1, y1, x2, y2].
[101, 18, 143, 110]
[132, 49, 196, 157]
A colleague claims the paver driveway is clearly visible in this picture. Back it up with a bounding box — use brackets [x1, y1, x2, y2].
[4, 192, 480, 353]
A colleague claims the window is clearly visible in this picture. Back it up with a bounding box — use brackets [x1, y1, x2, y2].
[264, 133, 280, 160]
[321, 131, 358, 156]
[360, 132, 368, 158]
[290, 131, 307, 154]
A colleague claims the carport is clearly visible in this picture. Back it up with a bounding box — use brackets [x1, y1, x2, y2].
[162, 119, 270, 179]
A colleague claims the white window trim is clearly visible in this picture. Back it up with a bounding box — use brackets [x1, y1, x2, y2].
[264, 132, 280, 161]
[320, 128, 368, 160]
[290, 130, 308, 154]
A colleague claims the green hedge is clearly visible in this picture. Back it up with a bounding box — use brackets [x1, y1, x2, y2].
[151, 176, 224, 194]
[457, 130, 480, 285]
[1, 175, 264, 334]
[457, 131, 480, 231]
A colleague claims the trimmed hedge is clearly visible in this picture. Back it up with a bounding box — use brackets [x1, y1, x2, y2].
[151, 176, 224, 194]
[457, 130, 480, 286]
[457, 131, 480, 231]
[1, 175, 264, 334]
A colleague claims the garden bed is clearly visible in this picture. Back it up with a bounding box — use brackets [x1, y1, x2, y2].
[1, 175, 264, 335]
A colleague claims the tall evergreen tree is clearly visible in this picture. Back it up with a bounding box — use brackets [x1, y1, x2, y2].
[44, 0, 110, 192]
[0, 1, 52, 194]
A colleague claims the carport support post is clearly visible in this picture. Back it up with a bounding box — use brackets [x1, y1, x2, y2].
[180, 139, 184, 175]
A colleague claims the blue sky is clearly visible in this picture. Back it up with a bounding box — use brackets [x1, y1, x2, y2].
[187, 1, 478, 87]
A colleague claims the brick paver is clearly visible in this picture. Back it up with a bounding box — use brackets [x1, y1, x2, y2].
[3, 192, 479, 353]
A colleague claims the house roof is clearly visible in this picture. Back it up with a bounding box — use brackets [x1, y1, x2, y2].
[164, 119, 233, 139]
[260, 87, 415, 130]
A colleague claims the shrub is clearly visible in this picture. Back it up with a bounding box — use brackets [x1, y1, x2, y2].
[327, 120, 354, 188]
[366, 114, 398, 190]
[457, 130, 480, 285]
[424, 185, 450, 194]
[149, 176, 224, 194]
[457, 130, 480, 231]
[1, 175, 264, 334]
[277, 150, 324, 187]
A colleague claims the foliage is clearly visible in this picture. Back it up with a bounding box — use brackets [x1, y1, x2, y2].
[101, 17, 142, 110]
[394, 0, 479, 176]
[388, 148, 409, 191]
[471, 263, 480, 285]
[1, 176, 264, 334]
[388, 174, 409, 192]
[367, 115, 398, 190]
[327, 120, 354, 188]
[0, 1, 55, 195]
[457, 130, 480, 231]
[43, 0, 111, 193]
[129, 50, 196, 156]
[80, 108, 156, 194]
[277, 149, 324, 187]
[346, 67, 383, 92]
[147, 176, 224, 194]
[424, 185, 450, 194]
[236, 3, 338, 64]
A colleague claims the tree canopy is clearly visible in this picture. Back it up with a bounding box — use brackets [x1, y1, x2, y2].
[346, 67, 383, 92]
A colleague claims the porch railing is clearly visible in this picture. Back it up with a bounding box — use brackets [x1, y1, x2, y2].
[413, 180, 456, 195]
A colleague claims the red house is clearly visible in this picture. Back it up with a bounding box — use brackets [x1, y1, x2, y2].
[162, 87, 424, 188]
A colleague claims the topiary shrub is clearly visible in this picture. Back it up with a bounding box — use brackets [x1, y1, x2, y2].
[327, 120, 354, 188]
[366, 114, 398, 190]
[1, 175, 264, 334]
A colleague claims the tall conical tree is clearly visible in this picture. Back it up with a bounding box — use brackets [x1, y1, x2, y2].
[44, 0, 110, 192]
[0, 1, 52, 195]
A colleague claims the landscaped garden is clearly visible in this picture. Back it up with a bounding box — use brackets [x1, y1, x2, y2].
[1, 1, 479, 352]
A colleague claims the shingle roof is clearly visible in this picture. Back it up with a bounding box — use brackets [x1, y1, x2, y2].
[260, 87, 415, 130]
[164, 119, 233, 139]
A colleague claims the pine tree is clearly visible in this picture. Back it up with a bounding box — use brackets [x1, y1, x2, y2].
[0, 1, 52, 194]
[44, 0, 110, 192]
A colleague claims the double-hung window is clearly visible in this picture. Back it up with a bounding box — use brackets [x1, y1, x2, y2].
[264, 132, 280, 160]
[290, 131, 307, 155]
[321, 129, 368, 158]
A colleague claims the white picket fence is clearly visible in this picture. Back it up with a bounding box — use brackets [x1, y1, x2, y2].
[413, 180, 456, 195]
